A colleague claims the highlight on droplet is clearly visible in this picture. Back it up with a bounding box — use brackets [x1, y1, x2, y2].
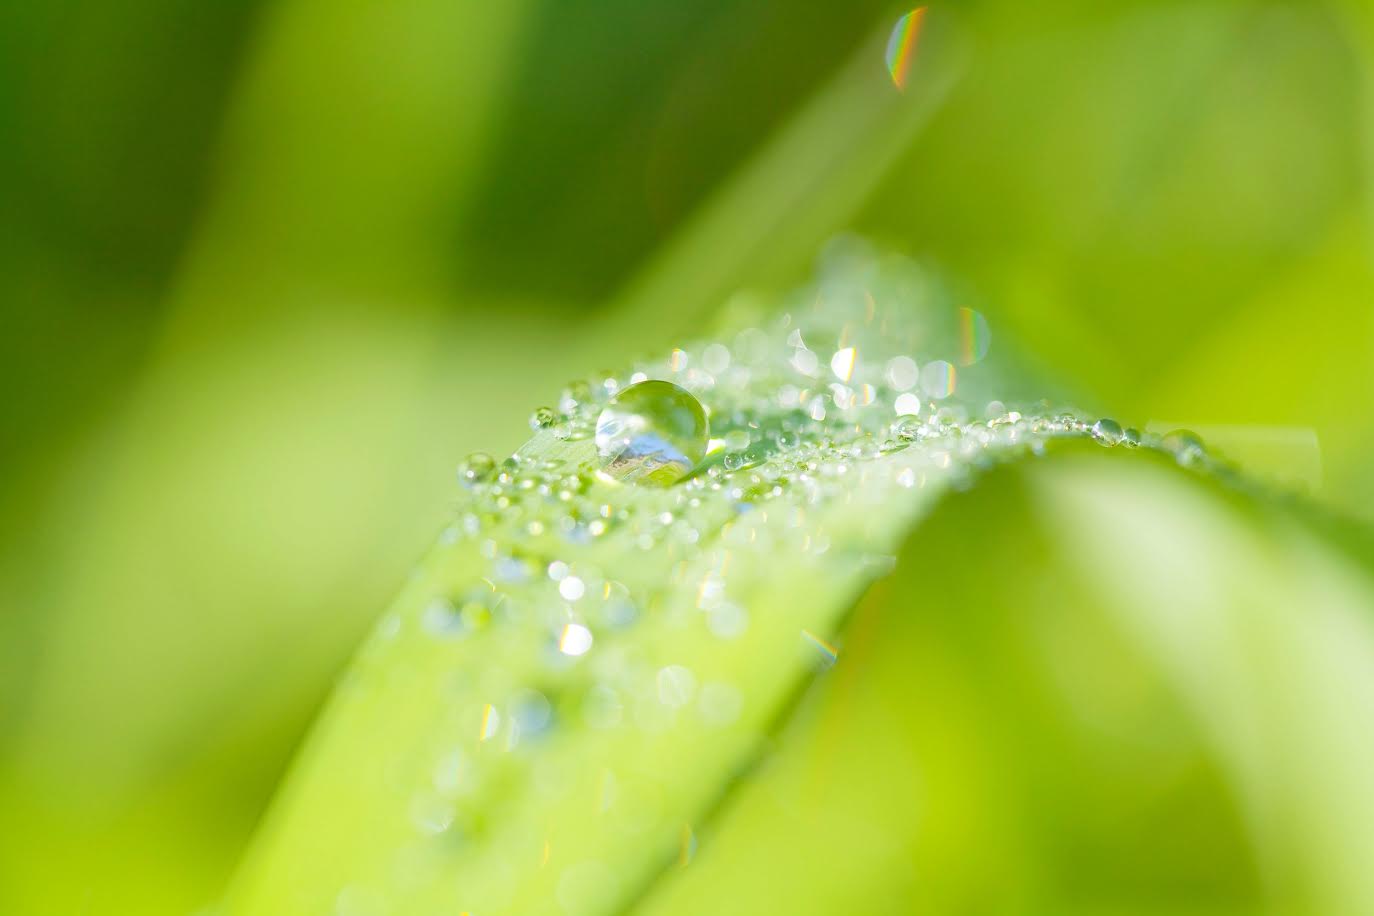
[894, 392, 922, 416]
[957, 307, 991, 365]
[920, 359, 956, 399]
[885, 7, 928, 91]
[479, 704, 501, 741]
[830, 346, 857, 382]
[678, 824, 698, 867]
[558, 622, 594, 656]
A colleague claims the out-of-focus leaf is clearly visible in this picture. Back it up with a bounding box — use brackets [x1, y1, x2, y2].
[454, 0, 893, 302]
[219, 226, 1374, 912]
[856, 1, 1372, 504]
[0, 2, 534, 912]
[603, 8, 965, 354]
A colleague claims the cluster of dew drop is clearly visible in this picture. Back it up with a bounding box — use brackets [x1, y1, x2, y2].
[342, 244, 1223, 914]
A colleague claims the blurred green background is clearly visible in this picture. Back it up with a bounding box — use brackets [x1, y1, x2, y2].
[2, 0, 1373, 912]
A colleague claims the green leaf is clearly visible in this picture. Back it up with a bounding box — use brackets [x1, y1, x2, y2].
[221, 249, 1374, 914]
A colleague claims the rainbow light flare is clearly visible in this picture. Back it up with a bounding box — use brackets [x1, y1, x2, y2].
[957, 307, 991, 365]
[801, 628, 839, 667]
[479, 703, 500, 741]
[885, 7, 928, 90]
[922, 360, 956, 399]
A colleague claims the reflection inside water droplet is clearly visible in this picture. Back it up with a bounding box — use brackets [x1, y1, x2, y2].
[529, 406, 556, 430]
[595, 381, 708, 486]
[1090, 418, 1123, 446]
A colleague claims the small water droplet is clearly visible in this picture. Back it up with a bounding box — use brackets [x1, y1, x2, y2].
[595, 381, 708, 486]
[422, 597, 464, 637]
[479, 703, 502, 741]
[790, 347, 820, 376]
[885, 355, 919, 391]
[558, 623, 594, 656]
[558, 380, 592, 416]
[920, 360, 956, 399]
[1163, 429, 1207, 466]
[559, 576, 586, 601]
[707, 603, 748, 639]
[409, 793, 456, 835]
[509, 688, 553, 738]
[701, 343, 731, 375]
[894, 393, 922, 416]
[656, 665, 697, 708]
[530, 406, 556, 430]
[892, 416, 922, 440]
[1090, 418, 1123, 446]
[458, 452, 495, 485]
[830, 346, 857, 382]
[723, 429, 750, 451]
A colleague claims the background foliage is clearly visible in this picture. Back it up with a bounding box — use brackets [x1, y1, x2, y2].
[2, 0, 1373, 912]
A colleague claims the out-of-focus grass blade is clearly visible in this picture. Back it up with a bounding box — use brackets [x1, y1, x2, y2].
[0, 2, 533, 913]
[597, 8, 966, 359]
[642, 448, 1374, 913]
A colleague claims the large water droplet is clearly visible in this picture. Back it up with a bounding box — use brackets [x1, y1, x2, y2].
[595, 380, 708, 485]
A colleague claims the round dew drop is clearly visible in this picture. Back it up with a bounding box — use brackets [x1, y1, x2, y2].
[1163, 429, 1207, 466]
[892, 416, 923, 441]
[458, 452, 495, 484]
[595, 380, 709, 486]
[1090, 418, 1123, 446]
[530, 406, 556, 430]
